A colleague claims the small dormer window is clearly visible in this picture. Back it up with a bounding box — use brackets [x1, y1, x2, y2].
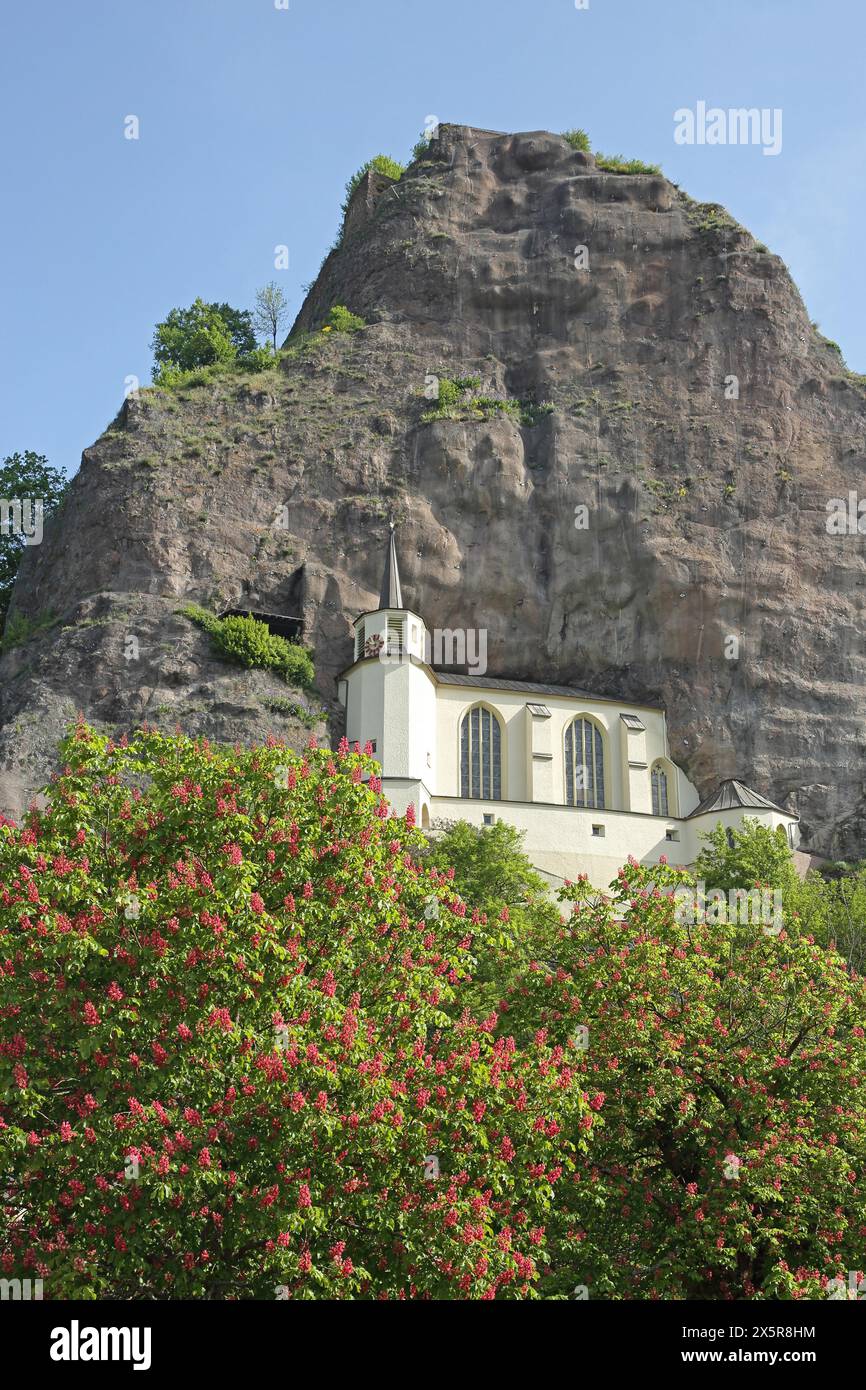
[621, 713, 646, 732]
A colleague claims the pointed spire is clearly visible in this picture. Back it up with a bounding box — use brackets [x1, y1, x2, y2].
[378, 521, 403, 610]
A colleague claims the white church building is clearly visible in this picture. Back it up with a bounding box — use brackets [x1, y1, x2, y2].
[337, 528, 800, 888]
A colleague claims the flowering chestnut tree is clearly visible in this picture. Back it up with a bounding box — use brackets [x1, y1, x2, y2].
[491, 856, 866, 1300]
[0, 722, 588, 1299]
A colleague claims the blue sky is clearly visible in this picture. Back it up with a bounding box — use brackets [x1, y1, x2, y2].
[1, 0, 863, 479]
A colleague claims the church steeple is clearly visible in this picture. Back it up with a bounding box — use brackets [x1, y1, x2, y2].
[378, 521, 403, 610]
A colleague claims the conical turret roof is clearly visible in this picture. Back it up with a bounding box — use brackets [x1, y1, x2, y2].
[378, 522, 403, 609]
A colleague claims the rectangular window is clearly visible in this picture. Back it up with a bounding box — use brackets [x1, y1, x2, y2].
[594, 731, 605, 809]
[386, 618, 404, 659]
[483, 813, 494, 826]
[471, 707, 480, 797]
[666, 828, 679, 842]
[461, 707, 502, 802]
[481, 707, 491, 799]
[592, 824, 605, 838]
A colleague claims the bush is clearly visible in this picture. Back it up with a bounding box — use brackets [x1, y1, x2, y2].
[324, 305, 365, 334]
[561, 131, 660, 174]
[179, 607, 315, 688]
[562, 129, 591, 153]
[340, 154, 405, 223]
[0, 723, 588, 1298]
[178, 602, 220, 635]
[411, 132, 433, 161]
[594, 152, 662, 175]
[237, 346, 278, 373]
[215, 615, 315, 687]
[0, 608, 56, 653]
[600, 154, 661, 175]
[434, 376, 480, 409]
[421, 377, 553, 429]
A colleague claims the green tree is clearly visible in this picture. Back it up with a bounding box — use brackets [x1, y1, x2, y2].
[423, 821, 563, 1027]
[0, 724, 587, 1299]
[253, 282, 290, 352]
[425, 820, 552, 913]
[787, 864, 866, 974]
[210, 303, 257, 357]
[693, 818, 799, 898]
[0, 451, 67, 632]
[695, 821, 866, 971]
[482, 855, 866, 1299]
[150, 299, 254, 379]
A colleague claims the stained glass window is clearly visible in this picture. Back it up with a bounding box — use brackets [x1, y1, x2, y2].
[565, 718, 605, 808]
[651, 764, 669, 817]
[460, 706, 502, 800]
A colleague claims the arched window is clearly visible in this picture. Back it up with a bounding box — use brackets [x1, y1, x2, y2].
[651, 762, 669, 817]
[565, 717, 605, 808]
[460, 705, 502, 800]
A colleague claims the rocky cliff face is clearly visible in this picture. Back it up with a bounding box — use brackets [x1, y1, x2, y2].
[2, 124, 865, 854]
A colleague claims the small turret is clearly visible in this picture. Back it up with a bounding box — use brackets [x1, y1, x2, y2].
[337, 525, 437, 826]
[350, 525, 428, 663]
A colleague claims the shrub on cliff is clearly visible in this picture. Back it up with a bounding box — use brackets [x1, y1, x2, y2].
[179, 607, 315, 690]
[214, 614, 315, 688]
[0, 724, 589, 1299]
[340, 154, 405, 221]
[562, 128, 591, 153]
[594, 152, 662, 175]
[324, 305, 365, 334]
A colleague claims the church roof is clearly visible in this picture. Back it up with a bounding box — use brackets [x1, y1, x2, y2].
[687, 778, 797, 820]
[434, 670, 662, 708]
[378, 523, 403, 610]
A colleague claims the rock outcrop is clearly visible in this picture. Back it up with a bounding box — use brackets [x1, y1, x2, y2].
[2, 124, 865, 854]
